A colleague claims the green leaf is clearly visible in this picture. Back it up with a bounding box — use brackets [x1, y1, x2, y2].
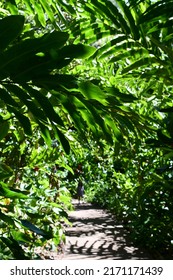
[7, 106, 32, 136]
[58, 0, 76, 15]
[90, 0, 120, 27]
[115, 113, 136, 134]
[52, 207, 68, 218]
[92, 35, 127, 59]
[53, 126, 70, 155]
[0, 88, 20, 107]
[22, 0, 34, 14]
[6, 0, 18, 15]
[30, 0, 46, 27]
[106, 0, 130, 34]
[0, 121, 9, 141]
[0, 31, 69, 81]
[38, 121, 52, 146]
[33, 74, 78, 91]
[39, 0, 55, 23]
[11, 230, 31, 243]
[59, 44, 96, 59]
[26, 211, 45, 219]
[109, 48, 149, 63]
[56, 94, 88, 139]
[23, 85, 64, 127]
[150, 37, 173, 63]
[0, 183, 28, 199]
[100, 41, 139, 60]
[73, 19, 115, 45]
[117, 0, 140, 40]
[0, 211, 15, 226]
[0, 15, 24, 51]
[21, 220, 53, 239]
[79, 81, 107, 105]
[138, 1, 173, 24]
[4, 84, 48, 123]
[122, 57, 158, 74]
[106, 87, 138, 103]
[59, 163, 74, 175]
[72, 96, 98, 136]
[157, 130, 173, 145]
[103, 115, 123, 142]
[0, 163, 13, 179]
[79, 97, 113, 144]
[1, 236, 29, 259]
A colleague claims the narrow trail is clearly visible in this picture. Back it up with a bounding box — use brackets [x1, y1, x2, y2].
[61, 200, 152, 260]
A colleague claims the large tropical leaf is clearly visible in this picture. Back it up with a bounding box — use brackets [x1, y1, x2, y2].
[0, 31, 69, 81]
[0, 15, 24, 51]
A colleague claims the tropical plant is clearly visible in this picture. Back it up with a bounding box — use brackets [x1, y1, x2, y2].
[61, 0, 173, 258]
[1, 0, 173, 259]
[0, 0, 129, 259]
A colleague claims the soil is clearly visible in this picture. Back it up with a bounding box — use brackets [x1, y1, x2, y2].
[57, 200, 152, 260]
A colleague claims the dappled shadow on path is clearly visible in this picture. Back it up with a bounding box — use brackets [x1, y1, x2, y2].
[64, 201, 152, 260]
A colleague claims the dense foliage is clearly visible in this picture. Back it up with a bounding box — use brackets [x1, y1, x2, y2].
[0, 0, 173, 259]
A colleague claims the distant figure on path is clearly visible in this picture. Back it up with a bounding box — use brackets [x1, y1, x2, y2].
[77, 180, 84, 204]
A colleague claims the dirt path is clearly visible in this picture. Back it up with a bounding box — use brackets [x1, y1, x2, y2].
[61, 200, 152, 260]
